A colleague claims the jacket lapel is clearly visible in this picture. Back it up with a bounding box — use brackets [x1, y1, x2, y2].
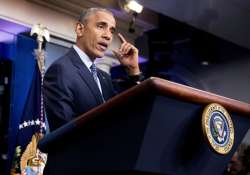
[97, 71, 109, 101]
[68, 48, 104, 104]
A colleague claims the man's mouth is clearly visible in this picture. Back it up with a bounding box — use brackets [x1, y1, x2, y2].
[97, 42, 108, 51]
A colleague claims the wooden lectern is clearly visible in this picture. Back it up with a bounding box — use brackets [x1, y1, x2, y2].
[39, 77, 250, 175]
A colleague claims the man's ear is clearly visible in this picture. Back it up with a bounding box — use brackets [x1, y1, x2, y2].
[75, 22, 84, 37]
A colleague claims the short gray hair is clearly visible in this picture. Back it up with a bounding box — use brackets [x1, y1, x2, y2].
[78, 7, 114, 23]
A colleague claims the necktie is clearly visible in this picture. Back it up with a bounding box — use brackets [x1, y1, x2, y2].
[90, 63, 105, 102]
[90, 63, 98, 84]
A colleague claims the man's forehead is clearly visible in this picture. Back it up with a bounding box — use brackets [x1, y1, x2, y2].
[90, 11, 116, 26]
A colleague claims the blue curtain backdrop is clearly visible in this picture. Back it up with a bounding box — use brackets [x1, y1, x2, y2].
[4, 34, 38, 174]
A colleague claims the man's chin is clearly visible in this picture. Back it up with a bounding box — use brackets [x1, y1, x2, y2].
[95, 51, 105, 58]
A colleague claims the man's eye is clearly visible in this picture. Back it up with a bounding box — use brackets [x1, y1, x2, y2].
[97, 24, 104, 29]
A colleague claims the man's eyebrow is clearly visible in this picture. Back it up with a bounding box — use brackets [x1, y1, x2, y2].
[96, 21, 116, 33]
[96, 21, 107, 25]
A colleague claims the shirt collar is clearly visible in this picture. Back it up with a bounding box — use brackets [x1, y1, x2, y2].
[73, 45, 93, 71]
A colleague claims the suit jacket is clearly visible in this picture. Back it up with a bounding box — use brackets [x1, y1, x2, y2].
[43, 48, 115, 131]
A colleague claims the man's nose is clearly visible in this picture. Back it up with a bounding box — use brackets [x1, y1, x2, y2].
[102, 31, 112, 40]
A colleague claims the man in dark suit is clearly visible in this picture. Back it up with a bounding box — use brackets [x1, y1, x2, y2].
[43, 8, 142, 131]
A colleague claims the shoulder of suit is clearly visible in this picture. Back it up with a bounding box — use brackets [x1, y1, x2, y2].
[47, 48, 75, 68]
[97, 68, 110, 77]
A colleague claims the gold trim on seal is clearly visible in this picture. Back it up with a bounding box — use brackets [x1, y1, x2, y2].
[202, 103, 234, 155]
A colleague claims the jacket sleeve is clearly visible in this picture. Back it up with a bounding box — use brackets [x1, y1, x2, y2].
[43, 63, 76, 130]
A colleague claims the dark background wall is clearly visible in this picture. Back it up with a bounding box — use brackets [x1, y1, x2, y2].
[132, 14, 250, 104]
[138, 0, 250, 50]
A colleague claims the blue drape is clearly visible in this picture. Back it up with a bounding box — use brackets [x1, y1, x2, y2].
[5, 34, 37, 174]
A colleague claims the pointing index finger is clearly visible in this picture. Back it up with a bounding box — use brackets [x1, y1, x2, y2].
[118, 33, 126, 43]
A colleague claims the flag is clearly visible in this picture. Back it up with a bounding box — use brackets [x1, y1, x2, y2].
[10, 63, 47, 175]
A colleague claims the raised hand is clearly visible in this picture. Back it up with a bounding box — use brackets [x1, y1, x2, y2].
[113, 33, 140, 75]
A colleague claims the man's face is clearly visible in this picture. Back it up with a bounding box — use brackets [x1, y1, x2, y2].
[76, 11, 116, 60]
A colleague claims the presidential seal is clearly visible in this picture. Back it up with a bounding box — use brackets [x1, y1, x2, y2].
[202, 103, 234, 154]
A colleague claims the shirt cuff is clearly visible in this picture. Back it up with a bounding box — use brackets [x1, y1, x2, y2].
[128, 72, 144, 84]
